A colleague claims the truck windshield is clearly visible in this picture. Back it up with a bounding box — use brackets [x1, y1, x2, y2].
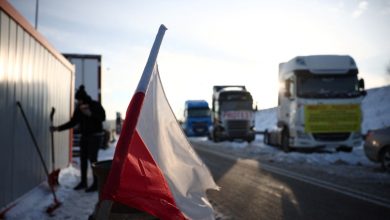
[296, 73, 360, 98]
[220, 101, 253, 111]
[187, 108, 211, 117]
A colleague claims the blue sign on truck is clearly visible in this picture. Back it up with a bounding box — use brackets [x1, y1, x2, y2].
[182, 100, 212, 137]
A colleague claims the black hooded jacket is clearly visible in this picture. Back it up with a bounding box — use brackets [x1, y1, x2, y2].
[58, 97, 106, 135]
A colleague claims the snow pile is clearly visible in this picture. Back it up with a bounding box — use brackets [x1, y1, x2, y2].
[362, 85, 390, 132]
[254, 107, 277, 131]
[5, 164, 98, 220]
[4, 145, 116, 220]
[201, 138, 375, 166]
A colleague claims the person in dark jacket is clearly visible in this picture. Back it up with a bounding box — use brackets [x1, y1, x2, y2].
[51, 85, 106, 192]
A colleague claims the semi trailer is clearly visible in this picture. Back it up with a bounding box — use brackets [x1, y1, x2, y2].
[264, 55, 366, 152]
[209, 85, 256, 142]
[182, 100, 212, 137]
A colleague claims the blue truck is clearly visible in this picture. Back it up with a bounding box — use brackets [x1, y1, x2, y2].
[182, 100, 212, 137]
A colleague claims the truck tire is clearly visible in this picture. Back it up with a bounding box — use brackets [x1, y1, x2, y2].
[281, 129, 291, 153]
[247, 135, 255, 143]
[263, 130, 269, 145]
[207, 133, 212, 140]
[213, 130, 221, 143]
[380, 146, 390, 172]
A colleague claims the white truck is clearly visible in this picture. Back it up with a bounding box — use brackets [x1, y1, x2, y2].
[264, 55, 366, 152]
[209, 86, 256, 142]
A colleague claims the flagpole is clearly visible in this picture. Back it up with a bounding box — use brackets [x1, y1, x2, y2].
[96, 25, 168, 220]
[136, 24, 168, 93]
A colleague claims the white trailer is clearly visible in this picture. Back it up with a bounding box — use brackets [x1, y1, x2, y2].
[265, 55, 366, 152]
[62, 54, 104, 154]
[210, 86, 256, 142]
[63, 54, 102, 103]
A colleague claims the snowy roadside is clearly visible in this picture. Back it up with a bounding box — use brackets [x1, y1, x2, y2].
[191, 136, 388, 178]
[3, 137, 388, 220]
[190, 136, 390, 202]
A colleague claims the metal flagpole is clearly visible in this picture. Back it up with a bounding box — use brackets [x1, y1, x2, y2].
[136, 24, 167, 93]
[34, 0, 39, 29]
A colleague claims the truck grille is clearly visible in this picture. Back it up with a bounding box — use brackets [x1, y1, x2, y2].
[193, 122, 207, 127]
[226, 120, 249, 137]
[191, 122, 208, 135]
[227, 120, 249, 129]
[312, 133, 350, 142]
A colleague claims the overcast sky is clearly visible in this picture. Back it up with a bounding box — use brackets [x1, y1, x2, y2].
[8, 0, 390, 119]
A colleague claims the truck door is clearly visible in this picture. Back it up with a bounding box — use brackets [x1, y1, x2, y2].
[278, 76, 295, 127]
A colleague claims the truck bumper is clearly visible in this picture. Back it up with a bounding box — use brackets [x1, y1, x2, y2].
[221, 130, 255, 140]
[186, 126, 209, 137]
[291, 131, 362, 149]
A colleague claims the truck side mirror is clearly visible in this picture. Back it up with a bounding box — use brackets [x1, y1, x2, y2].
[358, 79, 366, 96]
[358, 78, 365, 90]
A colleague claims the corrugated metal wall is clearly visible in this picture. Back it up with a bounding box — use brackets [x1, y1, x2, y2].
[0, 2, 75, 209]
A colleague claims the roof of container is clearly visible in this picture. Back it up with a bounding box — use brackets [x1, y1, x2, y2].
[279, 55, 358, 75]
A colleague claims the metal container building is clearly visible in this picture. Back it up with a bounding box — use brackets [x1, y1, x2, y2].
[0, 1, 75, 210]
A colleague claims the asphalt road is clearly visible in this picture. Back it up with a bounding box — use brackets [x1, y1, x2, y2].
[192, 142, 390, 220]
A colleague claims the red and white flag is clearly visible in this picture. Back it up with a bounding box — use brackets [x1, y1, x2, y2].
[102, 25, 219, 220]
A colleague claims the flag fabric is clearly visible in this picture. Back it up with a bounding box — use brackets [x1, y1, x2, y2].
[102, 25, 219, 220]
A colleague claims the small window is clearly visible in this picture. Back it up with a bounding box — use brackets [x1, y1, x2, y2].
[289, 79, 295, 97]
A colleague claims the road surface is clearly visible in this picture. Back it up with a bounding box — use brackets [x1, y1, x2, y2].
[192, 142, 390, 220]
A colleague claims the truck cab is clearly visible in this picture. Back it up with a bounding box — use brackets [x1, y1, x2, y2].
[266, 55, 366, 152]
[210, 86, 256, 142]
[182, 100, 212, 137]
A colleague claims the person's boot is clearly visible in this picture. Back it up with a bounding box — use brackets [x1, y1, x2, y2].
[85, 182, 98, 193]
[73, 181, 87, 190]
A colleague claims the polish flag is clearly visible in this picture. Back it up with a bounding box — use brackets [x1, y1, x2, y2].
[101, 25, 219, 220]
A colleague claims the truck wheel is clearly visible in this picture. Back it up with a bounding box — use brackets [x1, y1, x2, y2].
[213, 130, 221, 143]
[281, 129, 291, 153]
[247, 135, 255, 143]
[263, 131, 269, 145]
[380, 146, 390, 172]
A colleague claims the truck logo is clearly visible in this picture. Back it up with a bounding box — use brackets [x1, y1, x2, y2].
[222, 111, 253, 120]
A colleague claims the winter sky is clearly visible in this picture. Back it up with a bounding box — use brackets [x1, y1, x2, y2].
[8, 0, 390, 119]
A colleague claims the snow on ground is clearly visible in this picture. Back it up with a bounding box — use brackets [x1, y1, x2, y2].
[195, 136, 377, 168]
[3, 85, 390, 219]
[4, 143, 116, 220]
